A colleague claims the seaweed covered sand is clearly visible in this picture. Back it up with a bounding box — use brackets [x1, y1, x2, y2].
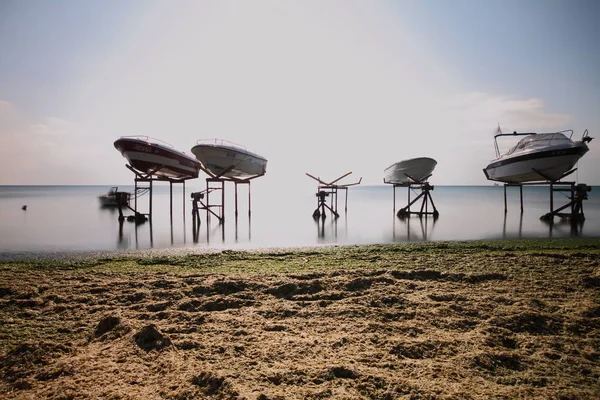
[1, 239, 599, 399]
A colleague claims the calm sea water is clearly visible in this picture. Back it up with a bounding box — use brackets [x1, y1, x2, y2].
[1, 184, 599, 257]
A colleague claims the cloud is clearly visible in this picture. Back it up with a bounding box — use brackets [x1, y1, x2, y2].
[0, 101, 95, 184]
[0, 100, 25, 134]
[406, 92, 577, 185]
[447, 92, 572, 134]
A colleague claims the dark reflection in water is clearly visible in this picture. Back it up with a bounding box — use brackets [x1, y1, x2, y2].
[234, 215, 251, 243]
[314, 214, 348, 241]
[502, 212, 524, 239]
[393, 215, 438, 242]
[541, 218, 585, 237]
[116, 213, 153, 249]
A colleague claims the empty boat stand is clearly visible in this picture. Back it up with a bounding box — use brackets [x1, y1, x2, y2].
[306, 172, 362, 220]
[388, 175, 439, 219]
[191, 165, 265, 226]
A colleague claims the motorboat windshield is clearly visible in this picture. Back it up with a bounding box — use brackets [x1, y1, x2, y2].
[504, 132, 571, 157]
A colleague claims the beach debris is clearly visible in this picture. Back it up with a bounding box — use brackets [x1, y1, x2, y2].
[133, 324, 171, 351]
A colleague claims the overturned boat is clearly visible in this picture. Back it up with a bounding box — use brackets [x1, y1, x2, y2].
[114, 136, 201, 180]
[384, 157, 437, 184]
[191, 139, 267, 179]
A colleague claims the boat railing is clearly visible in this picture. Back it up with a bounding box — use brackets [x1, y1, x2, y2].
[581, 129, 593, 143]
[494, 129, 574, 157]
[120, 135, 176, 149]
[195, 138, 247, 150]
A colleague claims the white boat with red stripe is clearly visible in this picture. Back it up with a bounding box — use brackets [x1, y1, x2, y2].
[114, 136, 201, 180]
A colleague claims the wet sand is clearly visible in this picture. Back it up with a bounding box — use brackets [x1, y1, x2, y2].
[1, 239, 599, 399]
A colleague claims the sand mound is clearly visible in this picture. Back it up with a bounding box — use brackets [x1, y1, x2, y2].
[133, 324, 171, 351]
[92, 314, 132, 341]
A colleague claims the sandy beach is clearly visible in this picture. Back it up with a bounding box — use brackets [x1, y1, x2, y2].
[1, 239, 599, 399]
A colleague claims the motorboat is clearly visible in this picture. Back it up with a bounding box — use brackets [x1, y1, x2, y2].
[114, 136, 201, 180]
[483, 129, 593, 184]
[384, 157, 437, 184]
[98, 187, 130, 207]
[191, 139, 267, 179]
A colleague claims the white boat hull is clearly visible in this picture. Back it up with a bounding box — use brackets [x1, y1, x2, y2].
[384, 157, 437, 184]
[114, 137, 201, 180]
[191, 143, 267, 178]
[483, 143, 589, 183]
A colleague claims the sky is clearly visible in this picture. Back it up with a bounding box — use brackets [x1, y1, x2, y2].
[1, 0, 599, 188]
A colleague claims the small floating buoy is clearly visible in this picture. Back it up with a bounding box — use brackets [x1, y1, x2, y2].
[21, 205, 27, 210]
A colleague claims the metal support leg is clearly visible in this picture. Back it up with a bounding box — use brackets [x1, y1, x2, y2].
[519, 185, 523, 213]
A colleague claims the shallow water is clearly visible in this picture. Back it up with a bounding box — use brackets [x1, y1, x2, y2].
[0, 184, 598, 256]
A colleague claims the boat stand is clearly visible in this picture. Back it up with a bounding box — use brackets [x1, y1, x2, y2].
[197, 165, 264, 225]
[191, 197, 225, 244]
[124, 164, 190, 221]
[318, 185, 348, 214]
[502, 168, 578, 214]
[306, 172, 362, 219]
[502, 169, 591, 222]
[190, 189, 221, 225]
[393, 181, 439, 219]
[313, 190, 339, 220]
[540, 183, 591, 222]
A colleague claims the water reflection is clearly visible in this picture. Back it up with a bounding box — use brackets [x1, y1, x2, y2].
[541, 218, 585, 237]
[502, 212, 524, 239]
[313, 209, 348, 242]
[116, 213, 153, 249]
[234, 215, 251, 243]
[6, 184, 598, 255]
[315, 216, 336, 240]
[393, 215, 437, 241]
[192, 214, 225, 244]
[117, 218, 128, 249]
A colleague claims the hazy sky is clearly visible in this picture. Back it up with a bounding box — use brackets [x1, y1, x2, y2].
[1, 0, 599, 187]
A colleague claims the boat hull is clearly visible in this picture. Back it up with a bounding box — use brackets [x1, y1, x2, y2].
[384, 157, 437, 184]
[98, 190, 130, 207]
[483, 144, 589, 183]
[191, 144, 267, 178]
[114, 138, 201, 180]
